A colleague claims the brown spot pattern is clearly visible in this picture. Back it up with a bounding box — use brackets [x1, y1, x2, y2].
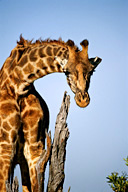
[36, 59, 45, 69]
[9, 60, 16, 71]
[11, 130, 17, 142]
[47, 57, 54, 66]
[0, 173, 4, 180]
[46, 46, 52, 56]
[22, 110, 41, 127]
[11, 75, 21, 86]
[23, 63, 34, 74]
[0, 92, 10, 101]
[57, 51, 62, 57]
[0, 182, 3, 191]
[63, 50, 69, 59]
[18, 55, 28, 67]
[30, 168, 34, 176]
[9, 114, 20, 128]
[39, 47, 46, 58]
[27, 95, 39, 107]
[20, 99, 26, 111]
[1, 144, 12, 152]
[28, 74, 36, 80]
[29, 49, 37, 62]
[14, 67, 24, 80]
[0, 160, 4, 170]
[0, 103, 19, 116]
[3, 122, 11, 131]
[53, 47, 61, 55]
[0, 130, 9, 142]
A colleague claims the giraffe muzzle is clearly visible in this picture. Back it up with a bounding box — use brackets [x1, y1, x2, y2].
[74, 91, 90, 108]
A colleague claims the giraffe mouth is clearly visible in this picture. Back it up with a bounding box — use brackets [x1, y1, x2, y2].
[74, 91, 90, 108]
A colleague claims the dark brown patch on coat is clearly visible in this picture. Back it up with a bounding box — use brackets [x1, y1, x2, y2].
[0, 173, 4, 180]
[14, 68, 24, 80]
[29, 143, 43, 159]
[0, 182, 3, 191]
[50, 65, 55, 70]
[36, 59, 45, 69]
[63, 50, 69, 59]
[29, 49, 37, 62]
[46, 46, 52, 56]
[47, 57, 54, 65]
[0, 72, 7, 84]
[26, 95, 39, 106]
[53, 47, 61, 56]
[0, 130, 9, 142]
[3, 122, 11, 131]
[57, 51, 62, 57]
[0, 160, 4, 170]
[18, 55, 28, 67]
[0, 103, 19, 116]
[39, 47, 46, 58]
[22, 110, 41, 127]
[28, 74, 36, 80]
[11, 130, 17, 142]
[36, 69, 43, 77]
[42, 66, 47, 70]
[9, 85, 15, 97]
[9, 60, 16, 71]
[23, 63, 34, 74]
[1, 143, 12, 152]
[0, 90, 14, 101]
[11, 75, 21, 86]
[56, 64, 61, 71]
[9, 114, 21, 128]
[20, 99, 26, 111]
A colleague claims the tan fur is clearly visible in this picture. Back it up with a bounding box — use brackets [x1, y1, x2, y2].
[0, 36, 101, 191]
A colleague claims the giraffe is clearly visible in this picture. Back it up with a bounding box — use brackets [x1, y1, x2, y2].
[0, 36, 102, 192]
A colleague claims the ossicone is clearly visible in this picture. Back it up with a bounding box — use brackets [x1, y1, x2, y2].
[66, 39, 75, 47]
[80, 39, 89, 47]
[79, 39, 89, 58]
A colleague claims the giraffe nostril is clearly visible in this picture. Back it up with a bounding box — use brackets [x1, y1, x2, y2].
[82, 94, 85, 100]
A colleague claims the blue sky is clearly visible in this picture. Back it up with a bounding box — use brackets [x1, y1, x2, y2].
[0, 0, 127, 191]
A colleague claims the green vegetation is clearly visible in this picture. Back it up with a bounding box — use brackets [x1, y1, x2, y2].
[107, 157, 128, 192]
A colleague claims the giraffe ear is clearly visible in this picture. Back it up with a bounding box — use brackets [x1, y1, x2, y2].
[89, 57, 102, 68]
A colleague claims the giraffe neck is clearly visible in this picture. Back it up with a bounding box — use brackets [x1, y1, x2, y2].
[0, 41, 69, 96]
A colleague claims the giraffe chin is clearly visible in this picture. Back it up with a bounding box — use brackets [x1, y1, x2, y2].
[74, 92, 90, 108]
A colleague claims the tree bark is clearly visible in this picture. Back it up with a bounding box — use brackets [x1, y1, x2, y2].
[47, 92, 70, 192]
[6, 177, 19, 192]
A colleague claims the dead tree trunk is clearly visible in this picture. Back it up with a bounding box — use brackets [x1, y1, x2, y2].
[47, 92, 70, 192]
[6, 92, 70, 192]
[6, 177, 19, 192]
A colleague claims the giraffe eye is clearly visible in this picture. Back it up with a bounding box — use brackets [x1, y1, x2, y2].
[83, 72, 86, 78]
[64, 70, 70, 76]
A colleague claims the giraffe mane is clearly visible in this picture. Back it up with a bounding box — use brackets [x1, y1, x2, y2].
[17, 35, 79, 51]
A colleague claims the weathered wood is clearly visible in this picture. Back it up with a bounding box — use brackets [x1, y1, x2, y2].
[6, 177, 19, 192]
[47, 92, 70, 192]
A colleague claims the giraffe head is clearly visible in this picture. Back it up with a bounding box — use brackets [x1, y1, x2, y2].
[63, 39, 102, 108]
